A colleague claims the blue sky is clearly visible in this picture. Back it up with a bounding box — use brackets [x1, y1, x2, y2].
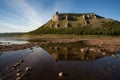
[0, 0, 120, 33]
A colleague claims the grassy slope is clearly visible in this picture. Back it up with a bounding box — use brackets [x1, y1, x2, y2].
[21, 34, 120, 39]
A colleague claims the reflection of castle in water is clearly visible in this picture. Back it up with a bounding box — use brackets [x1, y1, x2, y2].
[41, 43, 116, 61]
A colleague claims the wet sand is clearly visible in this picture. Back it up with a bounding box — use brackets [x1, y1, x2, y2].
[1, 38, 120, 52]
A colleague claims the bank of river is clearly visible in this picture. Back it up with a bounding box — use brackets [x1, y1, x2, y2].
[1, 38, 120, 53]
[0, 38, 120, 80]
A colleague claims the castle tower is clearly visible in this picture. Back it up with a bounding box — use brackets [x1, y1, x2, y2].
[93, 14, 96, 19]
[52, 11, 59, 22]
[65, 21, 68, 28]
[65, 15, 68, 21]
[82, 15, 85, 19]
[87, 14, 90, 18]
[84, 20, 87, 26]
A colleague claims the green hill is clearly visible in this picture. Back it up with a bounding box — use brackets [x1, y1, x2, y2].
[29, 12, 120, 35]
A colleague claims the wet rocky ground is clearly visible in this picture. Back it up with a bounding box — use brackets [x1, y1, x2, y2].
[1, 38, 120, 53]
[0, 38, 120, 80]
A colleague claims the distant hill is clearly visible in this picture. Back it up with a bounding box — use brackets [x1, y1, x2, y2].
[0, 33, 24, 37]
[30, 12, 120, 35]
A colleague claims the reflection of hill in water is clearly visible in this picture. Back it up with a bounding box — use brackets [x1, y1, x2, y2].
[41, 41, 116, 61]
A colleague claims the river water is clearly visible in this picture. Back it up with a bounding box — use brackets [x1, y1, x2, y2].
[0, 40, 120, 80]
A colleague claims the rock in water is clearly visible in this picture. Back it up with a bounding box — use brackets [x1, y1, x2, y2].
[59, 72, 63, 77]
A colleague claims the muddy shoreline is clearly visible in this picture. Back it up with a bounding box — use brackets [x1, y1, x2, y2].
[0, 38, 120, 53]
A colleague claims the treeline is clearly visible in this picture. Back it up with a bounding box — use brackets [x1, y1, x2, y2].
[29, 21, 120, 35]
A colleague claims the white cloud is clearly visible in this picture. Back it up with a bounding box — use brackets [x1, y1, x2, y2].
[11, 0, 43, 26]
[1, 0, 66, 33]
[1, 0, 52, 33]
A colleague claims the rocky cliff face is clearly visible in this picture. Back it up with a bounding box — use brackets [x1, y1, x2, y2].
[43, 11, 113, 28]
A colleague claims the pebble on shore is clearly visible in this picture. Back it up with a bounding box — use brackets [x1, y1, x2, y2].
[59, 72, 63, 77]
[111, 54, 117, 58]
[16, 73, 20, 76]
[16, 77, 21, 80]
[25, 67, 32, 72]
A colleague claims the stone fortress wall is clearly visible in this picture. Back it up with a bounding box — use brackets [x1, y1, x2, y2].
[52, 11, 97, 22]
[51, 11, 98, 28]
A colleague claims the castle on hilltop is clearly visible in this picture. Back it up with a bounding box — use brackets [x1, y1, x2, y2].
[52, 11, 97, 22]
[47, 11, 103, 28]
[52, 11, 60, 22]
